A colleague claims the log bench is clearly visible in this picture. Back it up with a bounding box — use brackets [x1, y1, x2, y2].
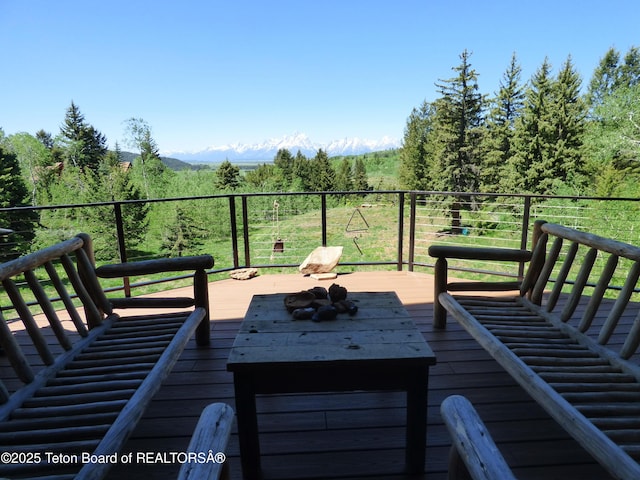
[0, 233, 213, 479]
[429, 221, 640, 479]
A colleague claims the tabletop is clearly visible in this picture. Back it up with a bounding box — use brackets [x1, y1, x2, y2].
[227, 291, 436, 371]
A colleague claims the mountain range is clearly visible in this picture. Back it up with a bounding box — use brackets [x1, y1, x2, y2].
[163, 133, 401, 163]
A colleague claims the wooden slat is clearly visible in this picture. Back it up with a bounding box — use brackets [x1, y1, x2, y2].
[559, 247, 598, 322]
[2, 277, 54, 365]
[44, 260, 89, 337]
[545, 241, 579, 312]
[24, 268, 73, 350]
[0, 308, 33, 386]
[531, 236, 563, 305]
[579, 253, 619, 332]
[60, 253, 104, 329]
[598, 261, 640, 345]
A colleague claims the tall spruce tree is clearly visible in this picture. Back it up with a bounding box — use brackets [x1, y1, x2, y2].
[619, 46, 640, 87]
[335, 158, 354, 192]
[59, 101, 107, 172]
[310, 149, 335, 192]
[274, 148, 295, 184]
[482, 53, 525, 192]
[548, 56, 587, 193]
[0, 146, 38, 259]
[215, 160, 241, 190]
[508, 58, 555, 193]
[587, 47, 622, 111]
[81, 146, 149, 261]
[399, 101, 435, 190]
[353, 157, 369, 191]
[431, 50, 485, 231]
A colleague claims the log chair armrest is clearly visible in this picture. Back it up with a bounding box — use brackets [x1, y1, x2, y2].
[441, 395, 517, 480]
[429, 246, 531, 328]
[178, 403, 234, 480]
[95, 255, 214, 278]
[96, 254, 214, 346]
[428, 245, 532, 262]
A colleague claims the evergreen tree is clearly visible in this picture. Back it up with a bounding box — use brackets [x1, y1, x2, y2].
[482, 53, 525, 192]
[292, 150, 313, 191]
[59, 101, 107, 172]
[619, 46, 640, 87]
[0, 146, 38, 259]
[162, 205, 207, 257]
[548, 56, 587, 193]
[335, 158, 354, 192]
[353, 157, 369, 191]
[431, 50, 485, 231]
[587, 47, 622, 111]
[399, 101, 435, 190]
[508, 58, 555, 193]
[274, 148, 295, 184]
[215, 160, 241, 190]
[81, 146, 149, 260]
[310, 149, 335, 191]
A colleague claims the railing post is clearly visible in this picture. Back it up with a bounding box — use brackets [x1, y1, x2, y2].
[242, 196, 251, 267]
[397, 192, 405, 271]
[408, 192, 416, 272]
[113, 202, 131, 297]
[229, 196, 240, 269]
[321, 194, 327, 247]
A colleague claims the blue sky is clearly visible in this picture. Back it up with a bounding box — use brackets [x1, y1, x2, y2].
[1, 0, 638, 154]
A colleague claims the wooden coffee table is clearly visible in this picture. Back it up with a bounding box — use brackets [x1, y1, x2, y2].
[226, 291, 437, 480]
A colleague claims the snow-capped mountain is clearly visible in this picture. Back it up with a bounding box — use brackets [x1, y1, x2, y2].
[164, 133, 400, 163]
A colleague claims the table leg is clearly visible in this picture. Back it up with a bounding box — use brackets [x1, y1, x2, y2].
[233, 374, 262, 480]
[405, 366, 428, 473]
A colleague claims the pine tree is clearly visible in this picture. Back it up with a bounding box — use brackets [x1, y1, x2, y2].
[81, 147, 149, 261]
[431, 50, 485, 231]
[587, 47, 621, 111]
[0, 146, 38, 259]
[310, 149, 335, 192]
[619, 46, 640, 87]
[292, 151, 313, 191]
[399, 101, 435, 190]
[215, 160, 241, 190]
[548, 56, 587, 192]
[335, 158, 354, 192]
[508, 58, 555, 193]
[353, 157, 369, 191]
[274, 148, 295, 184]
[59, 101, 107, 172]
[162, 205, 207, 257]
[482, 53, 525, 192]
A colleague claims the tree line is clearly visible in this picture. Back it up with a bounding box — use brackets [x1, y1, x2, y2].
[0, 102, 371, 260]
[400, 47, 640, 200]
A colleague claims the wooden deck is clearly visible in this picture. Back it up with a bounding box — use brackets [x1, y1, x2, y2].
[103, 270, 614, 480]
